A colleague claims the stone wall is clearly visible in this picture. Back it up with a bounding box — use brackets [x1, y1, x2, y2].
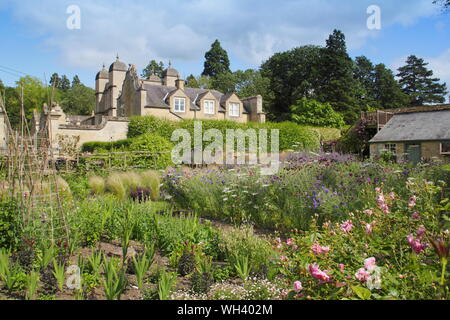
[370, 141, 450, 162]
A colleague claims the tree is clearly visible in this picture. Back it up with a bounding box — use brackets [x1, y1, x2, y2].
[210, 72, 237, 93]
[316, 30, 360, 123]
[141, 60, 164, 79]
[4, 76, 48, 128]
[186, 74, 199, 88]
[60, 84, 95, 115]
[72, 75, 81, 87]
[433, 0, 450, 10]
[353, 57, 408, 110]
[202, 40, 231, 77]
[373, 64, 408, 109]
[60, 75, 71, 91]
[260, 45, 322, 119]
[397, 55, 448, 106]
[290, 98, 345, 128]
[50, 73, 61, 88]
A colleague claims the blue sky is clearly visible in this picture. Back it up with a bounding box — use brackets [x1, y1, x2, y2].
[0, 0, 449, 92]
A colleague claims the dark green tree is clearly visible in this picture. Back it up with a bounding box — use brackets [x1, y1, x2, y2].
[210, 72, 237, 93]
[141, 60, 165, 78]
[260, 45, 322, 119]
[373, 64, 408, 109]
[50, 73, 61, 88]
[316, 30, 360, 123]
[60, 84, 96, 115]
[397, 55, 448, 106]
[72, 75, 81, 87]
[202, 40, 231, 77]
[60, 75, 71, 91]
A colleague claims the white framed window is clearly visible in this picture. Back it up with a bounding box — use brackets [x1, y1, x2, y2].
[174, 97, 186, 113]
[229, 102, 240, 117]
[204, 100, 215, 115]
[440, 141, 450, 154]
[383, 143, 397, 154]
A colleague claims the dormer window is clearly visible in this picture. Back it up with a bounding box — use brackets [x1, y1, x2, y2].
[204, 100, 215, 115]
[229, 103, 239, 117]
[174, 97, 186, 113]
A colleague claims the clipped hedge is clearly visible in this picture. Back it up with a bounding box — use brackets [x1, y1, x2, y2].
[81, 138, 133, 153]
[127, 116, 321, 151]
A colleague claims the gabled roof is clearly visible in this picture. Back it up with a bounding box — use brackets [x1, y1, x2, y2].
[369, 110, 450, 143]
[142, 84, 250, 113]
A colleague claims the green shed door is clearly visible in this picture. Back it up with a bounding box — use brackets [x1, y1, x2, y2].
[405, 143, 421, 164]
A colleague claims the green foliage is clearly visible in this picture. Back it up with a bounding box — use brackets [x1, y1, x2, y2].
[25, 271, 40, 300]
[88, 175, 105, 195]
[132, 246, 155, 289]
[103, 257, 127, 300]
[233, 254, 250, 280]
[60, 84, 95, 115]
[0, 199, 21, 250]
[127, 116, 177, 139]
[158, 270, 177, 300]
[128, 134, 173, 169]
[52, 260, 65, 291]
[290, 98, 345, 128]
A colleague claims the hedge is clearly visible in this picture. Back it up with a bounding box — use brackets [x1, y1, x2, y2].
[127, 116, 321, 151]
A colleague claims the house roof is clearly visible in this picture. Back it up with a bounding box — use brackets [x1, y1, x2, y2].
[369, 110, 450, 143]
[142, 84, 250, 113]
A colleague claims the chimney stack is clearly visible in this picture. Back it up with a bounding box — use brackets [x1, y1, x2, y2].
[176, 78, 185, 90]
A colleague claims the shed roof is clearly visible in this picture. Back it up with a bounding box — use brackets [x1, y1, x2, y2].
[369, 110, 450, 143]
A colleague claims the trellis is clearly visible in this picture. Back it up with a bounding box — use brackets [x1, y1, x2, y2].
[0, 90, 70, 246]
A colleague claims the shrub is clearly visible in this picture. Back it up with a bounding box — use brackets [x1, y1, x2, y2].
[128, 116, 178, 139]
[128, 134, 173, 169]
[140, 170, 161, 201]
[88, 176, 105, 195]
[0, 199, 21, 250]
[290, 98, 345, 128]
[105, 173, 127, 199]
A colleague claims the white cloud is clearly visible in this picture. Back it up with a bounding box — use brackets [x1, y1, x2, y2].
[2, 0, 440, 71]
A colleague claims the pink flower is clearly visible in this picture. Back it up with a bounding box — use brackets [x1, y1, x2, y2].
[363, 209, 373, 215]
[416, 226, 426, 237]
[293, 281, 303, 292]
[411, 212, 421, 219]
[286, 238, 294, 246]
[355, 268, 370, 282]
[364, 257, 377, 272]
[407, 234, 429, 254]
[365, 223, 373, 235]
[380, 203, 390, 214]
[389, 192, 396, 200]
[311, 242, 330, 255]
[376, 194, 385, 206]
[408, 196, 417, 208]
[340, 220, 353, 232]
[308, 264, 331, 283]
[339, 264, 345, 272]
[375, 187, 382, 193]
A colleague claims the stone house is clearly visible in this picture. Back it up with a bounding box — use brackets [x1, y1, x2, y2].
[21, 58, 265, 153]
[96, 58, 266, 123]
[369, 106, 450, 163]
